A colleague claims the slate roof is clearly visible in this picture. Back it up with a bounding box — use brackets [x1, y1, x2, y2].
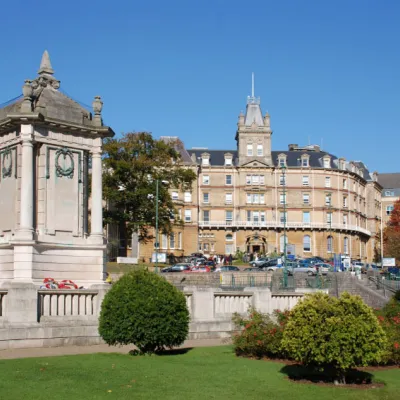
[379, 173, 400, 190]
[188, 149, 374, 181]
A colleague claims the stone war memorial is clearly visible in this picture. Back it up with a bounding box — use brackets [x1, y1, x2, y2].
[0, 51, 114, 348]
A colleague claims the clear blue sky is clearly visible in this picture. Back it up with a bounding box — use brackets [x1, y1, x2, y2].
[1, 0, 399, 172]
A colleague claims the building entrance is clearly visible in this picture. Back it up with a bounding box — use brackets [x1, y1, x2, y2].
[246, 235, 267, 255]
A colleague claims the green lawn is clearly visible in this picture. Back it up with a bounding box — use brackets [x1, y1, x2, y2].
[0, 346, 399, 400]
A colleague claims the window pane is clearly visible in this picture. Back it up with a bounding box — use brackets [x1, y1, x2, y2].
[247, 144, 253, 156]
[161, 234, 168, 249]
[172, 191, 178, 200]
[325, 177, 331, 187]
[257, 144, 263, 156]
[246, 193, 252, 203]
[203, 210, 210, 222]
[302, 176, 309, 186]
[303, 235, 311, 252]
[303, 212, 310, 223]
[184, 210, 191, 222]
[260, 175, 265, 185]
[226, 175, 232, 185]
[303, 193, 309, 204]
[170, 233, 175, 248]
[203, 193, 209, 203]
[246, 175, 251, 184]
[184, 192, 192, 202]
[202, 175, 209, 184]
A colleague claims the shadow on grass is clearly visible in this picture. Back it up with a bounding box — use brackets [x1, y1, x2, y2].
[128, 348, 194, 357]
[280, 364, 374, 385]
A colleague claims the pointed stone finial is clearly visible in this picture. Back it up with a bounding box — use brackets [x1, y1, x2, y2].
[38, 50, 54, 76]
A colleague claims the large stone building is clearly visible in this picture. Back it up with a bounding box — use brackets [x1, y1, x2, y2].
[378, 173, 400, 225]
[139, 91, 382, 263]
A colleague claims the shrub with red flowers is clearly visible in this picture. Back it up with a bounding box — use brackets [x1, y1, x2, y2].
[375, 293, 400, 364]
[231, 307, 289, 359]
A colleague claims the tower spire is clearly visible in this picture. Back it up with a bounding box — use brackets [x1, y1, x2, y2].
[38, 50, 54, 76]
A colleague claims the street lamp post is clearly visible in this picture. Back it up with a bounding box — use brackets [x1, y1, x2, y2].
[153, 179, 169, 273]
[154, 179, 160, 273]
[281, 165, 288, 286]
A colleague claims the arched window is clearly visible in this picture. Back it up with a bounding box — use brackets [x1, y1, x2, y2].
[280, 235, 288, 253]
[344, 237, 349, 254]
[303, 235, 311, 252]
[226, 234, 233, 241]
[327, 236, 333, 253]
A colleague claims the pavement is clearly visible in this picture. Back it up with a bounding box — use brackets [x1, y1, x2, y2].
[0, 338, 226, 360]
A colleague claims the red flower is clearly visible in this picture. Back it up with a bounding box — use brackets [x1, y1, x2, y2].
[253, 332, 257, 337]
[394, 342, 399, 350]
[378, 316, 385, 322]
[257, 340, 262, 345]
[245, 324, 251, 329]
[263, 331, 267, 335]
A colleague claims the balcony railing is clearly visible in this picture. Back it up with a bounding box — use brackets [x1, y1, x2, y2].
[198, 221, 371, 236]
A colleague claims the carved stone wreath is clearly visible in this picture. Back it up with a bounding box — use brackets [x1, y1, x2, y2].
[2, 149, 12, 178]
[55, 147, 74, 179]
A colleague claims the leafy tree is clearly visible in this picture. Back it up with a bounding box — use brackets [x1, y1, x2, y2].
[281, 292, 386, 384]
[384, 199, 400, 264]
[102, 132, 196, 242]
[99, 268, 189, 354]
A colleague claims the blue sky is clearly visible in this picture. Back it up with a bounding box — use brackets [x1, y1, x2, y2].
[1, 0, 399, 172]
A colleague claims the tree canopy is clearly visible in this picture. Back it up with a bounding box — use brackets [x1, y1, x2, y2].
[102, 132, 196, 241]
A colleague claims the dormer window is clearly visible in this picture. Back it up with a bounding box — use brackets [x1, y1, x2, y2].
[339, 158, 346, 170]
[323, 156, 331, 169]
[201, 152, 210, 166]
[301, 154, 310, 167]
[224, 153, 233, 166]
[278, 154, 287, 167]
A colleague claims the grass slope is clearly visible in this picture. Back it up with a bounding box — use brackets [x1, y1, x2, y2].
[0, 346, 399, 400]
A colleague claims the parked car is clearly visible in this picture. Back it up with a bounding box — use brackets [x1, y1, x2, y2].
[192, 257, 207, 266]
[161, 263, 191, 273]
[260, 258, 280, 271]
[288, 264, 317, 276]
[186, 266, 211, 273]
[215, 266, 240, 272]
[244, 267, 262, 272]
[249, 257, 270, 268]
[313, 263, 331, 275]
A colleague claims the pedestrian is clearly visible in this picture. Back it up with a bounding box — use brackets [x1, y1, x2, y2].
[228, 254, 233, 265]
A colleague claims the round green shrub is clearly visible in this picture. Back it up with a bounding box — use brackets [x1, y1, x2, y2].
[282, 292, 387, 383]
[99, 269, 189, 353]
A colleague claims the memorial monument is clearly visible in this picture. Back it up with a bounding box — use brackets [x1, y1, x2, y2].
[0, 51, 114, 286]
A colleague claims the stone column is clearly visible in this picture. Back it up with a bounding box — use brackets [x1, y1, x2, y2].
[17, 124, 34, 240]
[90, 148, 103, 241]
[14, 124, 35, 281]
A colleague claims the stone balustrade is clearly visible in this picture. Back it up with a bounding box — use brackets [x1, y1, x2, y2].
[38, 290, 99, 319]
[214, 292, 253, 315]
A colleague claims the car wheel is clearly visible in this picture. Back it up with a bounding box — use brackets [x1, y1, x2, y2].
[268, 268, 274, 272]
[307, 271, 314, 276]
[251, 263, 256, 267]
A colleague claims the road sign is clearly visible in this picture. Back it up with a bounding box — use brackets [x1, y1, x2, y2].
[383, 258, 396, 267]
[151, 253, 167, 263]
